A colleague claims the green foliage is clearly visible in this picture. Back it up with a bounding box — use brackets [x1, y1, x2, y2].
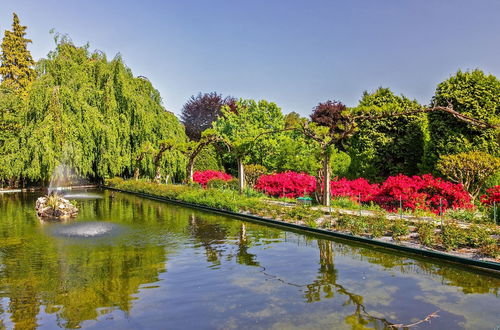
[335, 214, 368, 236]
[417, 222, 437, 247]
[106, 177, 262, 212]
[0, 13, 35, 91]
[244, 164, 268, 187]
[441, 222, 495, 251]
[445, 208, 492, 224]
[466, 225, 495, 248]
[348, 88, 426, 181]
[423, 70, 500, 172]
[330, 197, 360, 210]
[206, 178, 239, 190]
[441, 222, 467, 250]
[2, 39, 187, 185]
[437, 151, 500, 199]
[193, 144, 223, 172]
[366, 215, 390, 238]
[390, 218, 410, 240]
[214, 99, 285, 168]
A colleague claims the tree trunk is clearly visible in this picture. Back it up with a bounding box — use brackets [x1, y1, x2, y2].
[133, 167, 140, 180]
[154, 166, 162, 184]
[237, 158, 245, 194]
[323, 153, 331, 207]
[186, 158, 195, 183]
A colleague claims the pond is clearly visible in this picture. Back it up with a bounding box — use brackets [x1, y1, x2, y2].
[0, 189, 499, 329]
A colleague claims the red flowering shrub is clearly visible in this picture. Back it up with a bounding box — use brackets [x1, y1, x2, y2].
[480, 185, 500, 205]
[255, 171, 316, 198]
[255, 171, 471, 213]
[330, 177, 380, 202]
[373, 174, 472, 214]
[193, 170, 232, 188]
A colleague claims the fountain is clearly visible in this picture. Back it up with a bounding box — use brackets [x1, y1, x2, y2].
[48, 164, 76, 194]
[37, 164, 80, 220]
[51, 222, 120, 238]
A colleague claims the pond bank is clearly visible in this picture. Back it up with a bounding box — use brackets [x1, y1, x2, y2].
[103, 185, 500, 274]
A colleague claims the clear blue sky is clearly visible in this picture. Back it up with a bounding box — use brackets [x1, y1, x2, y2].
[2, 0, 500, 116]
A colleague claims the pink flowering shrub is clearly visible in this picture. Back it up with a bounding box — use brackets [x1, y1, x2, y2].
[193, 170, 232, 188]
[255, 171, 316, 198]
[330, 177, 380, 202]
[480, 185, 500, 205]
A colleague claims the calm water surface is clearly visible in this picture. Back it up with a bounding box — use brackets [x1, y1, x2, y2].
[0, 190, 499, 329]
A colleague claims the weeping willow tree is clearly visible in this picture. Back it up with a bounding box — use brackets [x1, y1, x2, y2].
[1, 37, 187, 186]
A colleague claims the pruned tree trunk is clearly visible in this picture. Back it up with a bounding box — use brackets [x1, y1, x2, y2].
[323, 153, 331, 207]
[186, 158, 195, 183]
[237, 157, 245, 194]
[133, 167, 140, 180]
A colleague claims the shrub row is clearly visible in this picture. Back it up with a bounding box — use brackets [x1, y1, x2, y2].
[254, 172, 472, 214]
[106, 178, 499, 258]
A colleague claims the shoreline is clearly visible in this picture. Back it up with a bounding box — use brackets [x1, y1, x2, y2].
[0, 185, 99, 194]
[103, 185, 500, 275]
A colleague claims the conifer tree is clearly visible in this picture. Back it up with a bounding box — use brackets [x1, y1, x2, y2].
[0, 13, 35, 91]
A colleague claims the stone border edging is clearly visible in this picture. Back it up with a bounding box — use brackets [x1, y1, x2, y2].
[103, 186, 500, 274]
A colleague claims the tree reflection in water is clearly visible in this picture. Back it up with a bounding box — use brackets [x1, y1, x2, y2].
[0, 191, 498, 329]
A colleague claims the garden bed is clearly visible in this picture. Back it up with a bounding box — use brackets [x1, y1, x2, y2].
[105, 178, 500, 270]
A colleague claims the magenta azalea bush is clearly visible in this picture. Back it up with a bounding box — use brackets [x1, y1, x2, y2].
[193, 170, 232, 188]
[372, 174, 472, 214]
[255, 171, 316, 198]
[255, 171, 472, 214]
[481, 185, 500, 205]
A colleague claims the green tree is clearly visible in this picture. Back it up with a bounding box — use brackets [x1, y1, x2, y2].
[213, 99, 285, 192]
[0, 86, 23, 186]
[3, 37, 187, 186]
[348, 88, 427, 181]
[437, 151, 500, 200]
[0, 13, 35, 92]
[423, 70, 500, 171]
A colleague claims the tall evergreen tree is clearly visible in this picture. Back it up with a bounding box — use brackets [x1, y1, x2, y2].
[0, 13, 35, 91]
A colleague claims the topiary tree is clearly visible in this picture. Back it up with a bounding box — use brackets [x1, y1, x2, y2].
[299, 97, 497, 207]
[437, 151, 500, 200]
[423, 70, 500, 172]
[348, 88, 427, 181]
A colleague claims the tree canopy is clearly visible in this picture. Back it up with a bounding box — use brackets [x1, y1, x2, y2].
[0, 37, 187, 186]
[0, 13, 35, 92]
[181, 91, 236, 140]
[348, 88, 427, 181]
[423, 70, 500, 172]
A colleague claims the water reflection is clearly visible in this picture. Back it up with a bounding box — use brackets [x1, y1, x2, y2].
[0, 190, 498, 329]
